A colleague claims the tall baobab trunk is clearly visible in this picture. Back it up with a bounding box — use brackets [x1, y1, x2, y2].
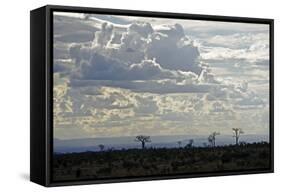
[142, 141, 145, 149]
[208, 132, 220, 148]
[232, 128, 244, 145]
[235, 135, 239, 145]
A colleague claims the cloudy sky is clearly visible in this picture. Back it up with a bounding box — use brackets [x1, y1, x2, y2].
[53, 12, 270, 140]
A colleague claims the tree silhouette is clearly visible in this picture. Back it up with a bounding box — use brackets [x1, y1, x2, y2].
[208, 132, 220, 147]
[98, 144, 105, 151]
[189, 139, 194, 147]
[177, 141, 182, 148]
[185, 139, 194, 148]
[135, 135, 151, 149]
[232, 128, 244, 145]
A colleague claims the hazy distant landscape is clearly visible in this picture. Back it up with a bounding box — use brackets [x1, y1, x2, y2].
[54, 134, 269, 153]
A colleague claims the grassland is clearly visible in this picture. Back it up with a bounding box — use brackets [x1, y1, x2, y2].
[52, 142, 270, 181]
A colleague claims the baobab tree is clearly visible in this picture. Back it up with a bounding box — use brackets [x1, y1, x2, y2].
[177, 141, 182, 148]
[135, 135, 151, 149]
[208, 135, 213, 147]
[98, 144, 105, 151]
[208, 132, 220, 147]
[232, 128, 244, 145]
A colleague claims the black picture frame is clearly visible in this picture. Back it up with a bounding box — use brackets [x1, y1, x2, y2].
[30, 5, 274, 187]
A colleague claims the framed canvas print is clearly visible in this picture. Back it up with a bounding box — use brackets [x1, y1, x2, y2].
[30, 5, 274, 187]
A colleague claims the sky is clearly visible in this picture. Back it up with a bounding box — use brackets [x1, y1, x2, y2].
[53, 12, 270, 140]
